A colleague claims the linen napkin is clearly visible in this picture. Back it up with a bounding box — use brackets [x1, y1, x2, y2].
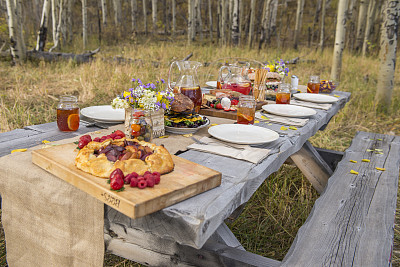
[187, 136, 270, 164]
[255, 111, 308, 127]
[290, 99, 332, 110]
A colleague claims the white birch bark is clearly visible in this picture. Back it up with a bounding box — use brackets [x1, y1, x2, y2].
[36, 0, 51, 51]
[375, 0, 399, 113]
[269, 0, 278, 40]
[50, 0, 64, 52]
[51, 0, 58, 45]
[82, 0, 87, 50]
[355, 0, 369, 51]
[67, 0, 73, 43]
[347, 0, 357, 50]
[362, 0, 377, 56]
[259, 0, 271, 49]
[231, 0, 239, 45]
[172, 0, 176, 36]
[221, 0, 227, 45]
[143, 0, 148, 34]
[6, 0, 26, 61]
[208, 0, 212, 41]
[238, 0, 244, 45]
[61, 0, 67, 46]
[188, 0, 193, 43]
[113, 0, 122, 26]
[217, 0, 221, 39]
[293, 0, 305, 49]
[247, 0, 255, 48]
[277, 0, 287, 49]
[319, 0, 327, 52]
[195, 0, 202, 40]
[101, 0, 107, 25]
[331, 0, 349, 81]
[152, 0, 157, 34]
[131, 0, 137, 33]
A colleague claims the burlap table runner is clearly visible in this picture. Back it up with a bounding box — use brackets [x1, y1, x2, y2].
[0, 116, 234, 266]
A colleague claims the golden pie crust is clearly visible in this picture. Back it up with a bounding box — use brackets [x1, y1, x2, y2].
[75, 138, 174, 178]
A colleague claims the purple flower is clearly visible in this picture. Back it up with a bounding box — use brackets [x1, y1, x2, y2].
[132, 78, 136, 82]
[137, 79, 142, 85]
[284, 67, 289, 73]
[156, 81, 159, 83]
[161, 103, 167, 110]
[150, 83, 156, 89]
[161, 79, 165, 83]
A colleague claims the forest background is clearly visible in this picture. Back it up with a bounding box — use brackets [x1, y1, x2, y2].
[1, 0, 400, 266]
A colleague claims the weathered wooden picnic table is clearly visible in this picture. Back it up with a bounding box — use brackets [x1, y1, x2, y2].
[0, 91, 359, 266]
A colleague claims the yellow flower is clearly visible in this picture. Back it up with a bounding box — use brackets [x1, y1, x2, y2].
[123, 91, 131, 98]
[266, 64, 275, 72]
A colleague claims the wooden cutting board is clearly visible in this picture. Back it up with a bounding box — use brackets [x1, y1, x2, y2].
[199, 101, 269, 120]
[32, 143, 221, 219]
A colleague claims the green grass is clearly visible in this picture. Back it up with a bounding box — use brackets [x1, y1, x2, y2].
[0, 41, 399, 266]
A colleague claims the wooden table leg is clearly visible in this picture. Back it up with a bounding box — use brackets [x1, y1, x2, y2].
[290, 141, 333, 194]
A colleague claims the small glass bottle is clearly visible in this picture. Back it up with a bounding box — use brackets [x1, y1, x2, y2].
[57, 95, 80, 132]
[130, 110, 153, 142]
[276, 83, 291, 104]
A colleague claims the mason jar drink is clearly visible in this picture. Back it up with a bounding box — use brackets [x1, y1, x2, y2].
[57, 95, 80, 132]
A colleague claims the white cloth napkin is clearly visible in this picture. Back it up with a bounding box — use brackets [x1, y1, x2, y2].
[255, 111, 308, 127]
[187, 137, 270, 164]
[290, 99, 332, 110]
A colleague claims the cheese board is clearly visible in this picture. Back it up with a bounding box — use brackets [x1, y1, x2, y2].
[32, 143, 221, 219]
[199, 100, 268, 120]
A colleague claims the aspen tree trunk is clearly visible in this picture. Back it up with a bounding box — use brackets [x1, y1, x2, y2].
[228, 0, 232, 44]
[259, 0, 272, 49]
[195, 0, 203, 40]
[355, 0, 369, 51]
[319, 0, 327, 53]
[231, 0, 239, 45]
[101, 0, 107, 25]
[375, 0, 399, 113]
[208, 0, 212, 41]
[268, 0, 278, 41]
[36, 0, 51, 51]
[347, 0, 357, 50]
[362, 0, 377, 56]
[331, 0, 349, 81]
[188, 0, 193, 43]
[82, 0, 87, 50]
[152, 0, 157, 34]
[247, 0, 255, 48]
[113, 0, 122, 26]
[217, 1, 221, 38]
[239, 0, 244, 45]
[6, 0, 26, 61]
[277, 0, 287, 49]
[143, 0, 148, 34]
[293, 0, 305, 49]
[131, 0, 137, 33]
[221, 0, 227, 45]
[51, 0, 58, 45]
[49, 0, 64, 52]
[311, 0, 322, 44]
[172, 0, 176, 36]
[61, 0, 67, 46]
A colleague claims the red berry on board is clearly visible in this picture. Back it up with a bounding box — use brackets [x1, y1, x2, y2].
[110, 168, 124, 181]
[146, 177, 155, 187]
[93, 137, 101, 142]
[154, 175, 160, 184]
[144, 171, 152, 176]
[152, 172, 160, 178]
[130, 178, 138, 187]
[137, 176, 145, 181]
[110, 176, 124, 190]
[130, 172, 139, 178]
[216, 103, 223, 110]
[137, 180, 147, 189]
[78, 140, 86, 149]
[124, 173, 135, 184]
[210, 104, 214, 108]
[113, 130, 125, 137]
[110, 133, 117, 139]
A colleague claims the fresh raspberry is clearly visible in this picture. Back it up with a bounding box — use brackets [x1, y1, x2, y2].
[146, 177, 155, 187]
[137, 180, 147, 189]
[144, 171, 152, 176]
[124, 173, 135, 184]
[114, 135, 123, 139]
[154, 175, 160, 185]
[137, 176, 145, 181]
[93, 137, 101, 142]
[130, 178, 138, 187]
[110, 132, 117, 139]
[144, 173, 152, 180]
[130, 172, 139, 178]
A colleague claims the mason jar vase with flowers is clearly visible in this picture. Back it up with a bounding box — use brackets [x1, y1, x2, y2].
[111, 78, 174, 140]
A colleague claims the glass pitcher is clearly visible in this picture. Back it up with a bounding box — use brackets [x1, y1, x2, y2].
[218, 63, 252, 95]
[168, 60, 202, 113]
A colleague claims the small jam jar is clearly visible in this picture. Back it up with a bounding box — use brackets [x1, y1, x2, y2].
[57, 95, 80, 132]
[276, 83, 291, 104]
[130, 110, 153, 142]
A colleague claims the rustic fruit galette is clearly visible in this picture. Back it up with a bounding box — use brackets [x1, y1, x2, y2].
[75, 131, 174, 178]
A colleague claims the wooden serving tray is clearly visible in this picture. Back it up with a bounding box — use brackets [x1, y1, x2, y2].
[32, 143, 221, 219]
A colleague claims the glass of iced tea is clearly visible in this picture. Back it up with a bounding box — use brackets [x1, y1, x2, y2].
[307, 75, 320, 94]
[237, 95, 256, 125]
[276, 83, 291, 104]
[57, 95, 80, 132]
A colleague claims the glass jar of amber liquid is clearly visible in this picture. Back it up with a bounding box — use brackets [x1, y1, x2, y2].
[57, 95, 80, 132]
[276, 83, 291, 104]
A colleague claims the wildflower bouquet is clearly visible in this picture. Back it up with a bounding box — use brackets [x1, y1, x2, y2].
[111, 78, 174, 112]
[265, 59, 290, 79]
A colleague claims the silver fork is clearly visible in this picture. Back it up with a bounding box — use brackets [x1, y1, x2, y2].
[191, 136, 246, 150]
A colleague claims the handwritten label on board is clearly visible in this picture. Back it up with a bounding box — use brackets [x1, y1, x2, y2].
[101, 192, 121, 208]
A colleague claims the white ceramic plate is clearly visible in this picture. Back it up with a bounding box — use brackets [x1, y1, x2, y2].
[205, 81, 218, 88]
[165, 116, 210, 134]
[262, 104, 317, 118]
[208, 124, 279, 145]
[80, 105, 125, 123]
[293, 93, 339, 103]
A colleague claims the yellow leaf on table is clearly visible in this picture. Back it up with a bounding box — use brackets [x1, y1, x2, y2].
[334, 94, 340, 98]
[375, 167, 386, 171]
[280, 126, 288, 131]
[362, 159, 370, 162]
[209, 124, 218, 127]
[11, 148, 27, 153]
[289, 126, 297, 130]
[349, 160, 357, 163]
[261, 116, 269, 120]
[350, 170, 359, 175]
[183, 134, 193, 137]
[254, 120, 260, 124]
[42, 140, 51, 144]
[158, 135, 170, 139]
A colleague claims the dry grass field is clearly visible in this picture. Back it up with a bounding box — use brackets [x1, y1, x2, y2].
[0, 41, 399, 266]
